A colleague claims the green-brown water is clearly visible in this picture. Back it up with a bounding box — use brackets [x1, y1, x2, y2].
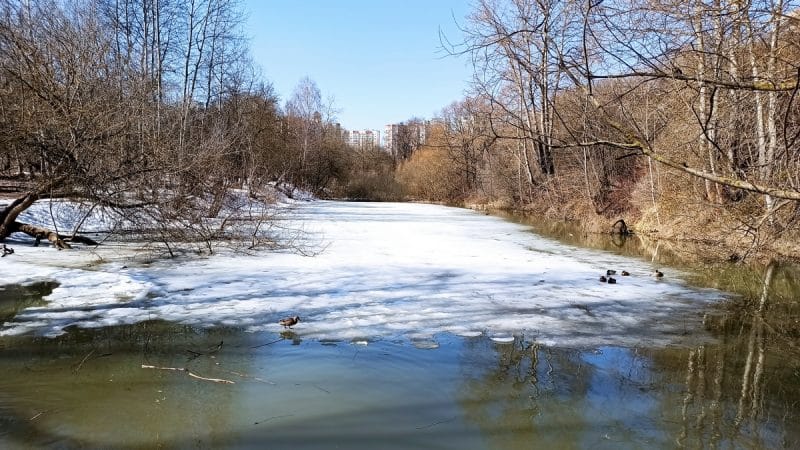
[1, 218, 799, 449]
[1, 319, 798, 449]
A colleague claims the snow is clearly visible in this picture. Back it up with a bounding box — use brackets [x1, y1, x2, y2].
[0, 200, 727, 347]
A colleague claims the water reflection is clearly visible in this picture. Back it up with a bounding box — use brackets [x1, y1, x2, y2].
[458, 338, 663, 448]
[0, 322, 249, 448]
[279, 330, 302, 345]
[2, 237, 800, 449]
[0, 281, 57, 322]
[0, 317, 799, 448]
[455, 313, 800, 449]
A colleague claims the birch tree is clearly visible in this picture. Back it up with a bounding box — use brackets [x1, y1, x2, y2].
[460, 0, 582, 187]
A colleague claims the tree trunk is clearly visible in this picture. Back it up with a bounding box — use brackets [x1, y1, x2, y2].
[8, 221, 99, 249]
[12, 222, 72, 249]
[0, 192, 38, 241]
[2, 192, 99, 248]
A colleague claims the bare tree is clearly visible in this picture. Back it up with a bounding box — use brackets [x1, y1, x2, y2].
[283, 77, 348, 195]
[285, 76, 324, 178]
[439, 98, 495, 197]
[0, 0, 276, 253]
[559, 0, 800, 203]
[457, 0, 584, 185]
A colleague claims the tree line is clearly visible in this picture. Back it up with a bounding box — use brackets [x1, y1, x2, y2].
[2, 0, 798, 259]
[399, 0, 800, 259]
[0, 0, 392, 251]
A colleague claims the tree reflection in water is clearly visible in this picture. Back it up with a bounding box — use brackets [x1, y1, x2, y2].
[675, 260, 800, 448]
[458, 335, 671, 448]
[457, 306, 800, 449]
[452, 219, 800, 449]
[0, 321, 245, 448]
[1, 259, 799, 448]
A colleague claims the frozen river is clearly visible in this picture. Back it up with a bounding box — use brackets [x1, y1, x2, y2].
[3, 201, 723, 347]
[1, 201, 798, 449]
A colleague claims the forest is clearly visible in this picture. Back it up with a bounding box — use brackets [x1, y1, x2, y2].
[400, 0, 800, 262]
[1, 0, 799, 262]
[0, 0, 397, 251]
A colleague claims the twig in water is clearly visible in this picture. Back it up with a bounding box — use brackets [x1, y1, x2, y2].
[219, 368, 276, 385]
[141, 364, 235, 384]
[73, 349, 96, 373]
[313, 384, 330, 394]
[416, 417, 456, 430]
[186, 341, 224, 360]
[29, 410, 50, 421]
[250, 338, 283, 349]
[254, 414, 294, 425]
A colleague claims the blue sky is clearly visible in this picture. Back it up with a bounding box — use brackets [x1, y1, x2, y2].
[243, 0, 474, 131]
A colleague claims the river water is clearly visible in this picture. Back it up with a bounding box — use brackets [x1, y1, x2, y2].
[0, 201, 798, 448]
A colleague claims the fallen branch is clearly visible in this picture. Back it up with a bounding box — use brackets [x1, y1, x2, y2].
[186, 340, 224, 360]
[73, 349, 96, 373]
[250, 338, 282, 349]
[73, 350, 112, 372]
[29, 410, 53, 421]
[218, 368, 275, 385]
[415, 417, 456, 430]
[10, 221, 99, 249]
[254, 414, 294, 425]
[141, 364, 235, 384]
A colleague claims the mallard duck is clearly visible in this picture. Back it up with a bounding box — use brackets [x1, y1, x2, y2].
[606, 269, 617, 276]
[599, 275, 608, 282]
[621, 270, 630, 276]
[652, 270, 664, 278]
[607, 277, 617, 284]
[279, 316, 300, 328]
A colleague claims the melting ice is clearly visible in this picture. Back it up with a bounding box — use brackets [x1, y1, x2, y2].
[1, 201, 726, 347]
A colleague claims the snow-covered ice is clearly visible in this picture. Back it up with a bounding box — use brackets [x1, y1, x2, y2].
[0, 201, 726, 347]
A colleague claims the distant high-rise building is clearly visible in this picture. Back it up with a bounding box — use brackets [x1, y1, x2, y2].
[345, 129, 381, 149]
[383, 124, 399, 151]
[383, 121, 430, 160]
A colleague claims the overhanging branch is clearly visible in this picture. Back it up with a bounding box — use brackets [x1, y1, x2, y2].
[559, 60, 800, 202]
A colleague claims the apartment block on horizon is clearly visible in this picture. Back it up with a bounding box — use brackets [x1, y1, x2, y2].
[383, 121, 430, 160]
[344, 129, 381, 149]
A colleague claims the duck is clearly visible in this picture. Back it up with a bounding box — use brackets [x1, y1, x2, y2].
[599, 275, 608, 282]
[607, 277, 617, 284]
[652, 270, 664, 278]
[279, 316, 301, 328]
[606, 269, 617, 276]
[621, 270, 630, 276]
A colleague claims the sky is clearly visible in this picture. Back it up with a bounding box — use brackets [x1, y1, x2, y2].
[243, 0, 475, 131]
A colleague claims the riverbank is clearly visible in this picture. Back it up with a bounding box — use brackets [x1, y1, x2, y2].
[471, 202, 800, 349]
[463, 194, 800, 264]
